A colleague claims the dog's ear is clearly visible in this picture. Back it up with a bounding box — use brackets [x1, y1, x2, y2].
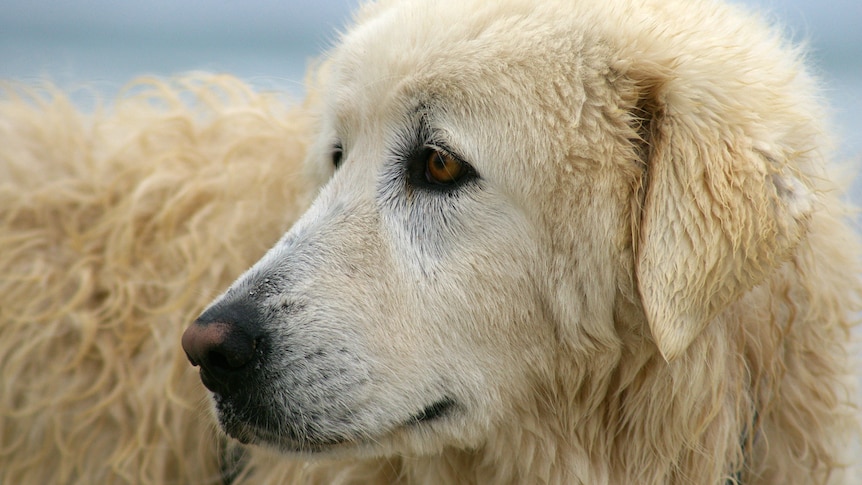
[630, 70, 813, 362]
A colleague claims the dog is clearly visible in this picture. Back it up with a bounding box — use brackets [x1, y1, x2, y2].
[181, 0, 861, 483]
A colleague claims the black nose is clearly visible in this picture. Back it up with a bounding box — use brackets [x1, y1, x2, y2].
[182, 299, 265, 393]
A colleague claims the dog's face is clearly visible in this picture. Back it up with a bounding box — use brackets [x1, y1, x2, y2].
[182, 0, 812, 458]
[183, 1, 636, 456]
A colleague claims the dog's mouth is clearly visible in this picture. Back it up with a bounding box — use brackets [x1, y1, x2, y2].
[407, 397, 456, 424]
[214, 396, 348, 451]
[215, 394, 458, 452]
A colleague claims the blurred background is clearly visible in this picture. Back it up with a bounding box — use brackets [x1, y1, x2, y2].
[0, 0, 859, 166]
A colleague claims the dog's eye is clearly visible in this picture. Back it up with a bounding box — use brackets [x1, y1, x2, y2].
[425, 149, 467, 185]
[331, 145, 344, 169]
[405, 145, 476, 191]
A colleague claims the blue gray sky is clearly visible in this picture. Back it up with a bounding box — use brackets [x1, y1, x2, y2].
[0, 0, 859, 156]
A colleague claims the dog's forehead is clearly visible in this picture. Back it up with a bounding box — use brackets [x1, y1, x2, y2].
[323, 0, 627, 187]
[327, 0, 586, 129]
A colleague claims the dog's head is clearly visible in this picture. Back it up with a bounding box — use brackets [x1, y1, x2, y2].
[182, 0, 813, 456]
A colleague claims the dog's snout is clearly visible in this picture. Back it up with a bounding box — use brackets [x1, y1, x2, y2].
[182, 299, 266, 393]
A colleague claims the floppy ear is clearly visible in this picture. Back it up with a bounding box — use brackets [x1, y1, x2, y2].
[632, 74, 813, 362]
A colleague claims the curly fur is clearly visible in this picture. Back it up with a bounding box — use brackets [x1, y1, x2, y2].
[0, 75, 314, 483]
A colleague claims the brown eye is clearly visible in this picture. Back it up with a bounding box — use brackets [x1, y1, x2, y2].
[426, 150, 465, 184]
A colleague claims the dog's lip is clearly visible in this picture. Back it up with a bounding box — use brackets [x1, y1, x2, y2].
[407, 397, 457, 424]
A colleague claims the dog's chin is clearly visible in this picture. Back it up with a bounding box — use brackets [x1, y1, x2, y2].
[212, 397, 335, 453]
[217, 413, 394, 457]
[221, 421, 349, 454]
[213, 394, 459, 455]
[215, 408, 344, 453]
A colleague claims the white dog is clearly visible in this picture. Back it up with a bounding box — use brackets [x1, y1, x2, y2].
[183, 0, 861, 483]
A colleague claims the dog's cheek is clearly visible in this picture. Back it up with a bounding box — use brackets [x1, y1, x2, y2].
[398, 208, 556, 417]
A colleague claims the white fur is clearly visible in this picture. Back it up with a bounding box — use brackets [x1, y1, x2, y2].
[192, 1, 862, 483]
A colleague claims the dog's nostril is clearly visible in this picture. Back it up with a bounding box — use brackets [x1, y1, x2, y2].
[207, 334, 256, 371]
[207, 349, 231, 371]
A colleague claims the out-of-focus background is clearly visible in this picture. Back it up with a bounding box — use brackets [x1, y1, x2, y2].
[0, 0, 859, 166]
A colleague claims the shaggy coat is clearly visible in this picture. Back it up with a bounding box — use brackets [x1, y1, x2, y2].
[0, 76, 314, 483]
